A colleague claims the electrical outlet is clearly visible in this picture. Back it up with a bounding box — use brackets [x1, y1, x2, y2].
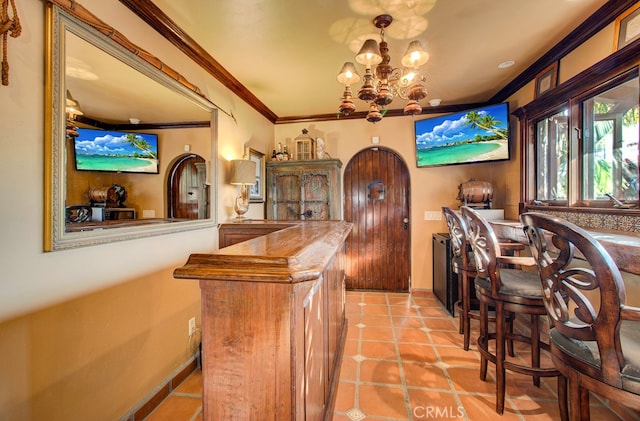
[424, 211, 442, 221]
[188, 317, 196, 336]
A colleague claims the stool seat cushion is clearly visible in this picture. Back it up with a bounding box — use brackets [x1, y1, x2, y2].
[550, 321, 640, 393]
[452, 252, 476, 273]
[475, 268, 543, 300]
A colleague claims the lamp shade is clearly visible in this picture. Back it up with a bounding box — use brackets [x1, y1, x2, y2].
[401, 40, 429, 68]
[65, 90, 84, 117]
[336, 62, 361, 86]
[230, 159, 256, 185]
[355, 39, 382, 66]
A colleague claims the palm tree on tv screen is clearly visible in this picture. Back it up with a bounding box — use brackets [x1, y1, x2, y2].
[124, 133, 158, 159]
[464, 111, 507, 140]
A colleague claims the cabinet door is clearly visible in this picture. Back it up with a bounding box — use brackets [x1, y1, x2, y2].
[267, 160, 342, 220]
[302, 172, 330, 220]
[274, 173, 302, 220]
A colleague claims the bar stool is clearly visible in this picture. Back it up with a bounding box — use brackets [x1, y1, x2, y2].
[461, 206, 567, 418]
[521, 212, 640, 421]
[442, 206, 514, 352]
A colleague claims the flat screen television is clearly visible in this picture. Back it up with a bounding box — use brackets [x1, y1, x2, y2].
[414, 102, 510, 168]
[73, 128, 159, 174]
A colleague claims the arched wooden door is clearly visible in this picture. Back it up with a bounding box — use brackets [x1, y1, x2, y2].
[167, 153, 209, 219]
[344, 147, 411, 291]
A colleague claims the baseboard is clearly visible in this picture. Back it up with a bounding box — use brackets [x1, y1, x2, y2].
[119, 353, 200, 421]
[410, 288, 434, 297]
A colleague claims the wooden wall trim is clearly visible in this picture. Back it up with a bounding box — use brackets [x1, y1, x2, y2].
[47, 0, 205, 99]
[119, 0, 278, 124]
[118, 0, 637, 125]
[490, 0, 638, 104]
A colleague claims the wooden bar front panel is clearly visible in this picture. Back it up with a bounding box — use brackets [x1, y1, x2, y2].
[175, 221, 351, 420]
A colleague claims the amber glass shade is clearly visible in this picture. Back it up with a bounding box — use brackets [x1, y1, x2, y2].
[355, 39, 382, 67]
[401, 40, 429, 68]
[336, 62, 361, 86]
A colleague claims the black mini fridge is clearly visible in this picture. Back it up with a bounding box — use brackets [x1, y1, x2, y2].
[432, 233, 458, 315]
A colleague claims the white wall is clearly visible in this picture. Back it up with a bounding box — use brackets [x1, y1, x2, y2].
[0, 0, 273, 322]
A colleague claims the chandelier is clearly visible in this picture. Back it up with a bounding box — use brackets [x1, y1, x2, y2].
[336, 14, 430, 123]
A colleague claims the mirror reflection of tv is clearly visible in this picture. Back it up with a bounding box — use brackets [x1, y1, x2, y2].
[73, 128, 159, 174]
[414, 102, 510, 168]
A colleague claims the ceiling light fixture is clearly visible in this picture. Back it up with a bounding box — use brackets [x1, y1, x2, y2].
[498, 60, 515, 69]
[336, 14, 429, 123]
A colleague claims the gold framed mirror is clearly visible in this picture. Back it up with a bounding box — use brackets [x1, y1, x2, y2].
[45, 2, 217, 251]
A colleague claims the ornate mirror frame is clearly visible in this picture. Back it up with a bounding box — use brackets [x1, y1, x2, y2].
[45, 1, 217, 251]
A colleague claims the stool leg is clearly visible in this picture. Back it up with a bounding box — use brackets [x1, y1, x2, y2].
[496, 300, 506, 415]
[462, 272, 471, 351]
[531, 314, 540, 387]
[558, 375, 568, 421]
[507, 313, 515, 357]
[457, 272, 464, 334]
[479, 297, 488, 381]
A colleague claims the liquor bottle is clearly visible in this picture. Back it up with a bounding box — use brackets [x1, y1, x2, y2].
[271, 149, 277, 161]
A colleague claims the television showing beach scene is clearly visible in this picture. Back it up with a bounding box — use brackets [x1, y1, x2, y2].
[414, 102, 510, 168]
[74, 128, 159, 174]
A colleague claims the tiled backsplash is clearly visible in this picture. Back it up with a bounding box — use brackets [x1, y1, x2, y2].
[526, 208, 640, 233]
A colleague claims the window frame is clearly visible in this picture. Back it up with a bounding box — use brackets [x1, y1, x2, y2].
[514, 42, 640, 214]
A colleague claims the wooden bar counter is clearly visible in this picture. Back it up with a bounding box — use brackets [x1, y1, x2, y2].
[174, 220, 352, 421]
[490, 219, 640, 275]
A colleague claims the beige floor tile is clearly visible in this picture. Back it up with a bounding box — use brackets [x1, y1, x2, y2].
[360, 326, 395, 341]
[142, 291, 627, 421]
[359, 340, 397, 359]
[357, 384, 408, 418]
[333, 381, 356, 413]
[457, 394, 522, 421]
[360, 303, 389, 315]
[406, 389, 462, 419]
[361, 314, 392, 327]
[402, 361, 451, 389]
[358, 359, 402, 384]
[391, 315, 423, 328]
[395, 327, 430, 344]
[173, 370, 202, 395]
[144, 395, 201, 421]
[435, 345, 481, 367]
[396, 342, 439, 363]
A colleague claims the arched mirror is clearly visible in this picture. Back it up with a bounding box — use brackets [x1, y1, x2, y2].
[45, 2, 217, 251]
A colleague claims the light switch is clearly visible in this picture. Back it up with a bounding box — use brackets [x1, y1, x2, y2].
[424, 211, 442, 221]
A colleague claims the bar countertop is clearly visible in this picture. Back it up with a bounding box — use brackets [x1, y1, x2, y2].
[173, 220, 353, 283]
[490, 219, 640, 275]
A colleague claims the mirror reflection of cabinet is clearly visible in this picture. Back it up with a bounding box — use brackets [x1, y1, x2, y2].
[266, 159, 342, 220]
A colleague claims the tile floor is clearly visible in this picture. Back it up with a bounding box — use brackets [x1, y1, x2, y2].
[143, 291, 638, 420]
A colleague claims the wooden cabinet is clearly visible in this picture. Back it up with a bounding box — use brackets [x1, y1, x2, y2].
[266, 159, 342, 220]
[174, 221, 352, 420]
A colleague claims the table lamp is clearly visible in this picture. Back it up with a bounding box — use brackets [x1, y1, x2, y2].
[230, 159, 256, 221]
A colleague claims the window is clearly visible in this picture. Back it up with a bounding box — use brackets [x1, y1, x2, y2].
[581, 78, 639, 203]
[536, 109, 569, 202]
[516, 49, 640, 212]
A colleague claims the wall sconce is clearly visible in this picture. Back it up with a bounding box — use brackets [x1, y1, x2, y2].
[230, 159, 256, 221]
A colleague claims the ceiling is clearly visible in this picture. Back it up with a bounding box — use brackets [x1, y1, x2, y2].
[137, 0, 609, 120]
